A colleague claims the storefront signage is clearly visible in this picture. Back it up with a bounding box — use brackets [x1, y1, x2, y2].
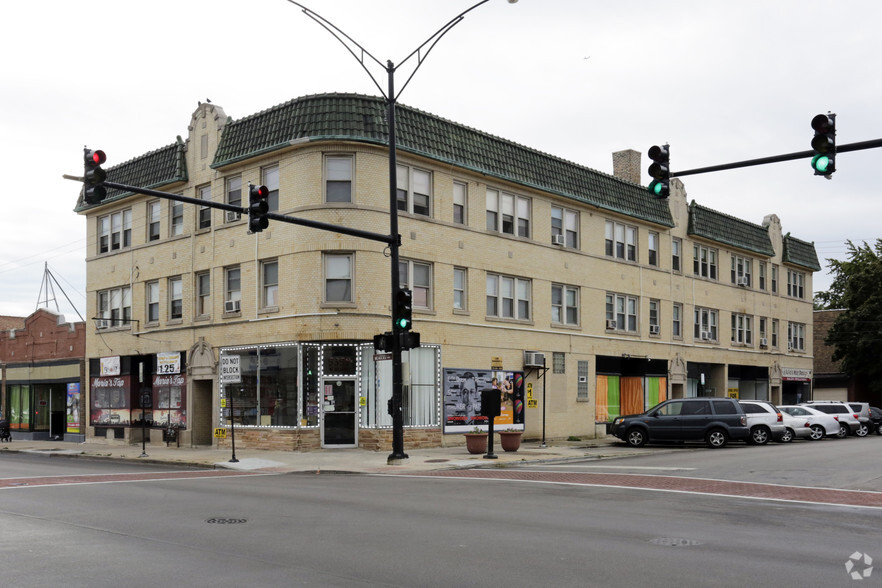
[157, 352, 181, 374]
[491, 357, 503, 369]
[374, 353, 392, 361]
[442, 368, 525, 434]
[66, 383, 81, 434]
[214, 428, 227, 439]
[220, 355, 241, 384]
[527, 399, 539, 409]
[100, 356, 120, 376]
[782, 367, 812, 381]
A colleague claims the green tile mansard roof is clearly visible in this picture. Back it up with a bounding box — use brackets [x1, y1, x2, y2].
[74, 138, 188, 212]
[687, 201, 776, 257]
[783, 233, 822, 271]
[211, 93, 674, 227]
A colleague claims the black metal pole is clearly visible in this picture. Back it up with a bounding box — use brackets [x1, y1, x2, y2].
[540, 362, 547, 448]
[139, 407, 148, 458]
[229, 396, 238, 463]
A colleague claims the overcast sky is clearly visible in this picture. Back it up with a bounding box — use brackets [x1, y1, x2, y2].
[2, 0, 879, 322]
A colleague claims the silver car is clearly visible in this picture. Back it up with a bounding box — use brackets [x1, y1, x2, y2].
[802, 401, 862, 437]
[779, 405, 840, 440]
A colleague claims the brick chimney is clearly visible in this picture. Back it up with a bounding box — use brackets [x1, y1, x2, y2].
[612, 149, 642, 184]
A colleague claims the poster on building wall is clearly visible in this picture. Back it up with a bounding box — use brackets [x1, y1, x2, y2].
[66, 383, 81, 434]
[100, 356, 120, 376]
[90, 375, 131, 426]
[153, 373, 187, 429]
[442, 368, 525, 434]
[157, 352, 181, 374]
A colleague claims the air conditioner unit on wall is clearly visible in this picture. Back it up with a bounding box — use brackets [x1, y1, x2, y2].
[224, 300, 241, 313]
[700, 331, 711, 341]
[760, 338, 768, 348]
[524, 351, 546, 368]
[649, 324, 660, 335]
[226, 210, 241, 222]
[737, 277, 749, 286]
[551, 234, 565, 246]
[606, 319, 617, 330]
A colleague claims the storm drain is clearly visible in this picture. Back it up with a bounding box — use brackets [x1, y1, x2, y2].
[206, 518, 247, 524]
[649, 537, 702, 547]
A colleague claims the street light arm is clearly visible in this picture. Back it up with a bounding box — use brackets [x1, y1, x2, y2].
[284, 0, 388, 99]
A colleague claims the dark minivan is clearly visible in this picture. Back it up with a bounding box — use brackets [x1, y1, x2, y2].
[611, 398, 750, 448]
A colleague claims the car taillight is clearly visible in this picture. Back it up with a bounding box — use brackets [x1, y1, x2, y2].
[833, 416, 839, 421]
[740, 415, 747, 426]
[776, 412, 783, 422]
[853, 414, 859, 419]
[803, 421, 811, 428]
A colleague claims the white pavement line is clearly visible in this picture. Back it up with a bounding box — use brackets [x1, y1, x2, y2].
[0, 472, 278, 490]
[541, 465, 697, 471]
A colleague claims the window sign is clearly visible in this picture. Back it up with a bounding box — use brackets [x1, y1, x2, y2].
[157, 352, 181, 374]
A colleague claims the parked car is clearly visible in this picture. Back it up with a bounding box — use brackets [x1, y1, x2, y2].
[801, 401, 861, 437]
[777, 411, 812, 442]
[846, 402, 873, 437]
[779, 405, 840, 440]
[611, 398, 749, 449]
[738, 400, 786, 445]
[870, 406, 882, 435]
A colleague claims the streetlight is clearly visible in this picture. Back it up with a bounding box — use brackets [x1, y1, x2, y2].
[286, 0, 517, 464]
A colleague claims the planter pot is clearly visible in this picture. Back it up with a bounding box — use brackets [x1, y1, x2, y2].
[464, 433, 488, 454]
[499, 431, 522, 452]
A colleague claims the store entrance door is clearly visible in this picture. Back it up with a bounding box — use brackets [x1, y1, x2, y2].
[321, 378, 357, 447]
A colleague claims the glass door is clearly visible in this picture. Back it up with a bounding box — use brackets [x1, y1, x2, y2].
[321, 378, 357, 447]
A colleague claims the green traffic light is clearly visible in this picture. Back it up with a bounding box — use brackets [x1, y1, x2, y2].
[812, 154, 831, 173]
[396, 318, 410, 329]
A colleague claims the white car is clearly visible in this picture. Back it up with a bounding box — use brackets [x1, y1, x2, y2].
[778, 411, 812, 442]
[801, 401, 861, 437]
[779, 405, 841, 440]
[739, 400, 787, 444]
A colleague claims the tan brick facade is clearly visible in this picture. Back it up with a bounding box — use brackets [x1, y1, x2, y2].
[77, 100, 816, 451]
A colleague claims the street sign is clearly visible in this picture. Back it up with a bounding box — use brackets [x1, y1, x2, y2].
[220, 355, 241, 384]
[374, 353, 392, 361]
[527, 399, 539, 409]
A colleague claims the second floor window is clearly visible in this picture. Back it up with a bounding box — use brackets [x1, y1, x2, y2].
[263, 165, 280, 211]
[787, 269, 805, 299]
[400, 259, 432, 309]
[649, 299, 660, 334]
[198, 185, 211, 229]
[731, 313, 753, 345]
[196, 272, 210, 317]
[453, 267, 467, 311]
[731, 255, 752, 287]
[552, 284, 579, 326]
[486, 274, 531, 320]
[170, 201, 184, 236]
[262, 260, 278, 308]
[788, 322, 806, 351]
[758, 262, 767, 291]
[771, 264, 779, 294]
[605, 293, 637, 332]
[147, 201, 160, 241]
[325, 253, 353, 303]
[672, 238, 682, 272]
[693, 244, 718, 279]
[672, 303, 683, 338]
[226, 176, 242, 222]
[605, 221, 636, 261]
[225, 267, 241, 313]
[694, 307, 718, 341]
[486, 189, 530, 238]
[98, 209, 132, 253]
[551, 206, 578, 248]
[397, 165, 431, 216]
[146, 281, 159, 323]
[98, 286, 131, 328]
[169, 277, 183, 320]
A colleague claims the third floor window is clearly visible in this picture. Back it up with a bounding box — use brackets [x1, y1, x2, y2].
[397, 165, 431, 216]
[486, 189, 530, 238]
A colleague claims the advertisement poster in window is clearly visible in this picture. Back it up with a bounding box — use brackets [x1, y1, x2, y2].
[66, 382, 81, 434]
[153, 373, 187, 428]
[442, 368, 524, 433]
[90, 375, 131, 426]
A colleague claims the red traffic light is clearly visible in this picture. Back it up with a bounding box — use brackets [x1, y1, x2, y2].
[86, 149, 106, 165]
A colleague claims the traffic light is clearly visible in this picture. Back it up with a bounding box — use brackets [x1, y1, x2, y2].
[647, 144, 670, 198]
[394, 288, 413, 331]
[248, 184, 269, 232]
[810, 113, 836, 177]
[83, 148, 107, 204]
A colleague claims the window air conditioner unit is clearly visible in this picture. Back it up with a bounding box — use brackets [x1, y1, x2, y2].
[760, 338, 768, 348]
[224, 300, 241, 313]
[649, 324, 660, 335]
[225, 210, 241, 223]
[551, 234, 565, 246]
[606, 319, 617, 330]
[96, 319, 110, 329]
[524, 351, 546, 368]
[700, 331, 711, 341]
[737, 277, 749, 287]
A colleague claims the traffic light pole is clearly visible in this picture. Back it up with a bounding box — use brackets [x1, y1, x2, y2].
[671, 138, 882, 178]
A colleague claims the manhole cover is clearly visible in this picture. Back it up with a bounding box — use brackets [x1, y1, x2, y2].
[649, 537, 702, 547]
[206, 518, 247, 524]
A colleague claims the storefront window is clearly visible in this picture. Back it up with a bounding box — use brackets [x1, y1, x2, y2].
[361, 345, 440, 427]
[7, 384, 31, 429]
[90, 376, 132, 426]
[258, 346, 298, 427]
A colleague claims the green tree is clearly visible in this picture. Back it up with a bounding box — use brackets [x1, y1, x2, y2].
[820, 239, 882, 396]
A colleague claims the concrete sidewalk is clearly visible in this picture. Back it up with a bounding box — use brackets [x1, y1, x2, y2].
[0, 437, 640, 474]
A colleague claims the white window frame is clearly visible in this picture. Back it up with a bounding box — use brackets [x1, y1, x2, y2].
[551, 206, 578, 248]
[196, 272, 211, 317]
[605, 293, 638, 333]
[97, 286, 132, 329]
[168, 276, 183, 320]
[788, 322, 806, 351]
[551, 284, 579, 326]
[262, 260, 279, 309]
[453, 267, 467, 311]
[263, 164, 280, 211]
[324, 253, 353, 304]
[693, 244, 718, 280]
[225, 266, 241, 313]
[147, 201, 161, 241]
[325, 155, 353, 203]
[672, 238, 682, 272]
[197, 184, 212, 230]
[98, 209, 132, 254]
[399, 259, 432, 309]
[771, 264, 779, 294]
[731, 255, 753, 287]
[694, 307, 719, 341]
[787, 269, 805, 299]
[649, 299, 660, 334]
[604, 220, 637, 261]
[226, 176, 242, 222]
[453, 181, 467, 225]
[648, 232, 659, 267]
[170, 199, 184, 237]
[731, 313, 753, 345]
[672, 302, 683, 338]
[486, 273, 531, 320]
[486, 188, 530, 238]
[146, 281, 159, 324]
[397, 164, 432, 216]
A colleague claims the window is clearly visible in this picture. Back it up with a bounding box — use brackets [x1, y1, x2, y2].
[263, 164, 280, 211]
[759, 317, 768, 345]
[551, 206, 578, 248]
[672, 303, 683, 338]
[226, 176, 242, 222]
[553, 352, 566, 374]
[453, 267, 467, 311]
[196, 272, 210, 317]
[168, 277, 183, 320]
[731, 313, 753, 345]
[758, 262, 767, 291]
[397, 165, 431, 216]
[262, 260, 278, 309]
[225, 267, 241, 313]
[197, 184, 212, 229]
[486, 274, 531, 320]
[693, 244, 718, 279]
[486, 189, 530, 237]
[326, 155, 353, 203]
[170, 200, 184, 236]
[672, 238, 682, 272]
[649, 299, 660, 334]
[605, 220, 636, 261]
[787, 269, 805, 299]
[551, 284, 579, 326]
[648, 232, 659, 266]
[731, 255, 752, 287]
[147, 201, 161, 241]
[325, 253, 353, 303]
[97, 286, 131, 328]
[399, 259, 432, 309]
[146, 281, 159, 323]
[98, 210, 132, 253]
[694, 307, 718, 341]
[771, 318, 779, 348]
[605, 293, 638, 333]
[788, 322, 806, 351]
[453, 181, 467, 224]
[771, 264, 779, 294]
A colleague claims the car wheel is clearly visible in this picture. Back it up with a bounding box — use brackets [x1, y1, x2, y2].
[836, 423, 849, 439]
[877, 423, 882, 436]
[856, 423, 869, 437]
[749, 426, 770, 445]
[779, 428, 794, 443]
[626, 428, 647, 448]
[706, 428, 728, 448]
[809, 424, 825, 441]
